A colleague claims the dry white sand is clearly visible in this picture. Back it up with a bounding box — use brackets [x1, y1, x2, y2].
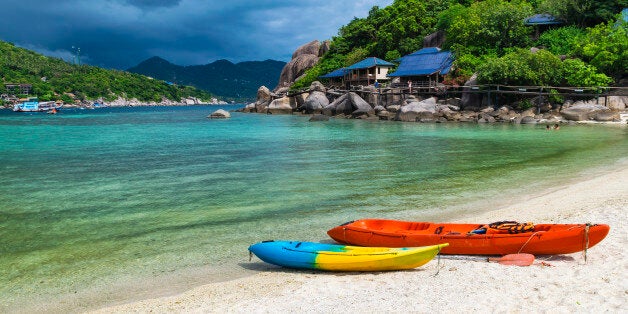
[92, 162, 628, 313]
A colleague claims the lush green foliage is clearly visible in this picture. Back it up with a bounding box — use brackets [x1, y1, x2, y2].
[535, 26, 586, 55]
[538, 0, 627, 27]
[572, 19, 628, 80]
[477, 49, 563, 86]
[442, 0, 534, 53]
[561, 58, 613, 87]
[292, 0, 622, 90]
[292, 0, 451, 90]
[0, 41, 213, 103]
[477, 49, 612, 87]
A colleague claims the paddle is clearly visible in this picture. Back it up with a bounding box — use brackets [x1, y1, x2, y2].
[488, 253, 535, 266]
[442, 253, 535, 267]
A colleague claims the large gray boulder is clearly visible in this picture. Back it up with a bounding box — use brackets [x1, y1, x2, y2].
[309, 81, 326, 93]
[361, 85, 379, 107]
[208, 109, 230, 119]
[293, 92, 309, 109]
[324, 92, 374, 116]
[276, 40, 322, 89]
[593, 111, 620, 122]
[292, 40, 321, 59]
[460, 74, 483, 110]
[423, 30, 445, 48]
[520, 116, 538, 124]
[605, 96, 627, 111]
[561, 103, 610, 121]
[319, 40, 331, 56]
[396, 97, 438, 122]
[254, 86, 272, 113]
[267, 96, 293, 114]
[304, 91, 329, 114]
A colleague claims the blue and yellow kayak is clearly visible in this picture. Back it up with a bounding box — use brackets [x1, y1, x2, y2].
[248, 240, 448, 271]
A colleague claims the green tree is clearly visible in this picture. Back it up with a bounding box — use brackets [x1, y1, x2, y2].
[442, 0, 533, 53]
[573, 19, 628, 79]
[477, 49, 564, 86]
[562, 58, 613, 87]
[535, 26, 587, 55]
[538, 0, 627, 27]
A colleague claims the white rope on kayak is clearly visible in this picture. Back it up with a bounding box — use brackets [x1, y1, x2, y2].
[517, 231, 541, 253]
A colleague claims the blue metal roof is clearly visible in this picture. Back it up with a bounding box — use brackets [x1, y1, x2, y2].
[524, 14, 563, 25]
[346, 57, 395, 70]
[409, 47, 442, 55]
[319, 67, 348, 78]
[387, 48, 454, 77]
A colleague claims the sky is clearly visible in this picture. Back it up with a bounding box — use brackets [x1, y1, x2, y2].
[0, 0, 394, 70]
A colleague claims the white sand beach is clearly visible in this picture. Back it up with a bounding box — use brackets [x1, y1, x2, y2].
[93, 161, 627, 313]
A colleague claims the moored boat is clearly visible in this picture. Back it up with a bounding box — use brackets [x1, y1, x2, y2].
[327, 219, 610, 255]
[13, 98, 62, 112]
[248, 240, 448, 271]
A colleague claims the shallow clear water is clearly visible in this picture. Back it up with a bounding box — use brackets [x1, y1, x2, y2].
[0, 105, 626, 311]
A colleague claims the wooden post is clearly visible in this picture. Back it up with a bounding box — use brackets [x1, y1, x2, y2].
[538, 87, 542, 114]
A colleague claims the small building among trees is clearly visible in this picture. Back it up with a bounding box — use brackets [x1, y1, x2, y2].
[345, 57, 395, 88]
[319, 67, 348, 88]
[524, 14, 563, 39]
[319, 57, 395, 89]
[4, 84, 32, 96]
[387, 47, 454, 89]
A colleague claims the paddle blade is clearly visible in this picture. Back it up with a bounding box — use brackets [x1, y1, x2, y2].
[489, 253, 535, 266]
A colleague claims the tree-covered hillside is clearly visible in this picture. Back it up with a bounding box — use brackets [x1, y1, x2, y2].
[293, 0, 626, 90]
[0, 41, 213, 104]
[128, 57, 286, 102]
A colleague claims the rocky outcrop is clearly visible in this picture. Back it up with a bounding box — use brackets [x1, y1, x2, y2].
[208, 109, 230, 119]
[561, 103, 610, 121]
[395, 97, 438, 122]
[303, 91, 329, 114]
[253, 86, 272, 113]
[267, 96, 293, 114]
[423, 30, 445, 48]
[276, 40, 330, 90]
[324, 92, 374, 117]
[602, 96, 627, 111]
[460, 74, 482, 110]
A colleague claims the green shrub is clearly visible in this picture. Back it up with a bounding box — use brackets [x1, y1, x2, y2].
[561, 58, 612, 87]
[442, 0, 533, 53]
[536, 26, 586, 55]
[573, 19, 627, 79]
[477, 49, 563, 86]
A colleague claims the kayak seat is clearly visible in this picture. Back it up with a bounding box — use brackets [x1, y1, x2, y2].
[408, 222, 431, 231]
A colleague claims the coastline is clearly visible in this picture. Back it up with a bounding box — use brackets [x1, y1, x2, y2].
[92, 160, 627, 313]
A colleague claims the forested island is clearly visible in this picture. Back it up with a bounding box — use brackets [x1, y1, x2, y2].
[0, 41, 214, 108]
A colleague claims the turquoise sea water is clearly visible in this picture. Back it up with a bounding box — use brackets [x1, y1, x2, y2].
[0, 105, 626, 311]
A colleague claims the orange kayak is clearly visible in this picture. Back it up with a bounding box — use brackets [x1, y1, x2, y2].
[327, 219, 610, 255]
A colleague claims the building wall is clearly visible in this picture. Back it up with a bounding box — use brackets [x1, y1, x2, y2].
[375, 67, 390, 81]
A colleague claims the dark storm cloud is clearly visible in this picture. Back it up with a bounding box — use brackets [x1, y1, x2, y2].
[0, 0, 393, 69]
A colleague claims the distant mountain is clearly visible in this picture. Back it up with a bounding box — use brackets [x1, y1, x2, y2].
[0, 41, 212, 104]
[128, 57, 286, 101]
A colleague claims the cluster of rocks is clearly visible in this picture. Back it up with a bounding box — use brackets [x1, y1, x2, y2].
[55, 97, 227, 109]
[239, 81, 627, 124]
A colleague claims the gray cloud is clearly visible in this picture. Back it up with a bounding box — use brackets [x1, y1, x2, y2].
[0, 0, 393, 69]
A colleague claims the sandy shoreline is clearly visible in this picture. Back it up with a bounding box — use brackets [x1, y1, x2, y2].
[92, 162, 627, 313]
